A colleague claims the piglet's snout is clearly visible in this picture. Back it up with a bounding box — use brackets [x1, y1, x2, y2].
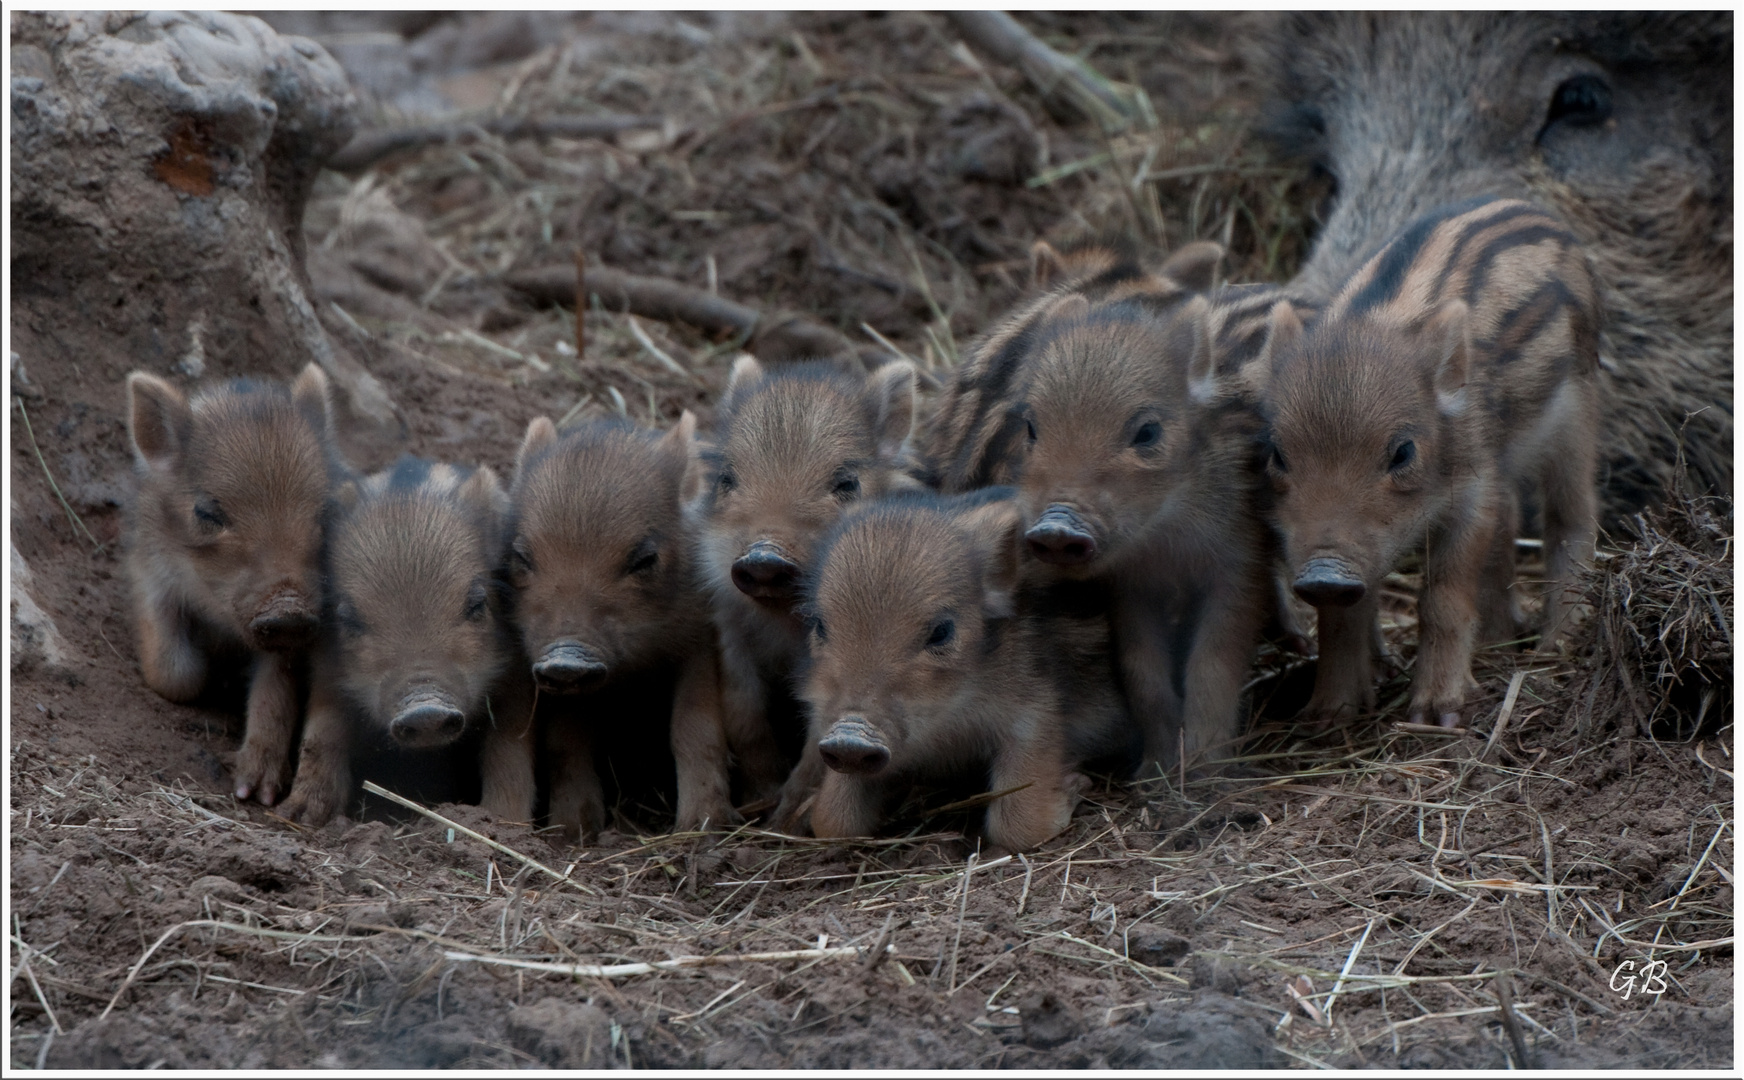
[247, 589, 318, 651]
[731, 541, 802, 601]
[389, 690, 467, 748]
[1024, 506, 1098, 566]
[1292, 557, 1368, 608]
[532, 642, 608, 695]
[818, 716, 890, 775]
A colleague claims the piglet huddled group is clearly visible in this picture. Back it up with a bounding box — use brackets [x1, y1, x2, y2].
[124, 197, 1603, 853]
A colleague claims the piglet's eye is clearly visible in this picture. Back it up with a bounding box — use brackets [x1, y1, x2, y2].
[508, 540, 533, 575]
[463, 581, 490, 622]
[925, 617, 955, 650]
[627, 537, 659, 576]
[1131, 421, 1162, 448]
[806, 614, 828, 643]
[1265, 441, 1288, 473]
[1025, 417, 1038, 444]
[832, 469, 860, 500]
[193, 497, 228, 530]
[1389, 440, 1416, 472]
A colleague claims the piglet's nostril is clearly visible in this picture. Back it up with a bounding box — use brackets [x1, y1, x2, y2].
[1292, 558, 1368, 608]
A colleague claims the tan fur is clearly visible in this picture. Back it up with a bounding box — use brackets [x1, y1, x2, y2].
[696, 359, 920, 808]
[792, 491, 1131, 853]
[506, 413, 733, 841]
[922, 244, 1274, 776]
[1255, 198, 1602, 728]
[124, 364, 336, 806]
[278, 458, 535, 826]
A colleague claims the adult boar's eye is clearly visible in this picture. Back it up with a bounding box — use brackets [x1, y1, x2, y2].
[925, 616, 955, 651]
[1389, 440, 1416, 472]
[1131, 420, 1162, 449]
[193, 496, 228, 530]
[1546, 74, 1612, 128]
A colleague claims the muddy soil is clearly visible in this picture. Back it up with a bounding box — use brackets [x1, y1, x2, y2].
[9, 12, 1732, 1070]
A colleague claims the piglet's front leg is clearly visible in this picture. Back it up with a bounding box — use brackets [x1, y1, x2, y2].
[670, 646, 741, 832]
[479, 674, 537, 824]
[983, 730, 1079, 854]
[278, 660, 353, 828]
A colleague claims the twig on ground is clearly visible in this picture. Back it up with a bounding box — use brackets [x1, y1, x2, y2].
[328, 114, 666, 172]
[361, 781, 596, 896]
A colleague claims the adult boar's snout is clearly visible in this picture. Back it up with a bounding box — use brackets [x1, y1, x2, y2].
[1025, 506, 1098, 566]
[1293, 558, 1367, 608]
[818, 716, 891, 775]
[731, 541, 802, 602]
[532, 642, 608, 695]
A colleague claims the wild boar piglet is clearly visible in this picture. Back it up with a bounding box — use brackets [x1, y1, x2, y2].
[1254, 197, 1602, 729]
[508, 412, 734, 841]
[924, 239, 1273, 778]
[697, 356, 919, 810]
[795, 488, 1135, 854]
[279, 457, 535, 827]
[125, 364, 338, 806]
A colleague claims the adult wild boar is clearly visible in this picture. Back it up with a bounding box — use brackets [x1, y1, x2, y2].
[1259, 12, 1731, 515]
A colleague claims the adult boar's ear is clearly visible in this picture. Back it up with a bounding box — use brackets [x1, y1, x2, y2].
[867, 359, 917, 463]
[513, 416, 558, 490]
[1427, 300, 1471, 415]
[1180, 295, 1220, 405]
[126, 371, 191, 470]
[658, 410, 706, 503]
[957, 495, 1025, 621]
[1159, 240, 1224, 294]
[1029, 240, 1068, 290]
[290, 363, 334, 438]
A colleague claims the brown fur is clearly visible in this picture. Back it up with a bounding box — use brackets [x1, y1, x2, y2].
[922, 243, 1274, 776]
[124, 364, 337, 806]
[791, 490, 1133, 853]
[507, 412, 734, 840]
[277, 458, 535, 827]
[696, 356, 920, 808]
[1255, 197, 1602, 728]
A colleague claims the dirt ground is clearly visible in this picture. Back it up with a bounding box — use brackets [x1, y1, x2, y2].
[9, 12, 1733, 1070]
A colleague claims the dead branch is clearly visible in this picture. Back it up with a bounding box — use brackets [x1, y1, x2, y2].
[946, 12, 1140, 131]
[326, 114, 665, 173]
[505, 262, 855, 364]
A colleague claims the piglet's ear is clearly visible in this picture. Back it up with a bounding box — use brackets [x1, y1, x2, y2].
[1428, 300, 1471, 414]
[1179, 295, 1219, 405]
[867, 359, 917, 463]
[1030, 240, 1068, 290]
[1247, 300, 1305, 396]
[514, 416, 558, 490]
[290, 363, 333, 438]
[659, 410, 706, 503]
[126, 371, 190, 470]
[333, 478, 361, 514]
[957, 497, 1025, 621]
[1159, 240, 1224, 294]
[724, 354, 763, 403]
[458, 464, 507, 520]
